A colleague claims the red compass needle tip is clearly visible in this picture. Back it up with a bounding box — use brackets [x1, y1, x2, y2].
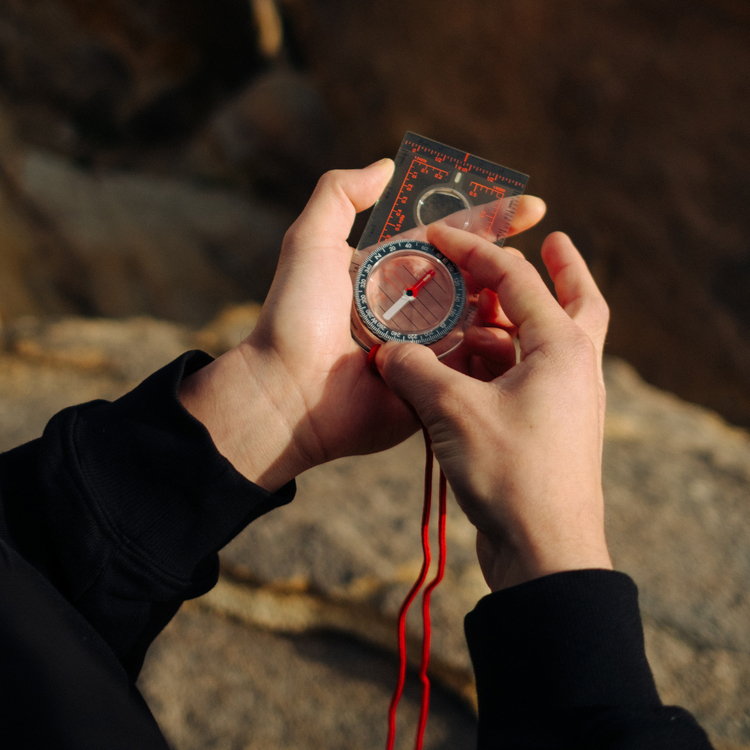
[406, 269, 436, 297]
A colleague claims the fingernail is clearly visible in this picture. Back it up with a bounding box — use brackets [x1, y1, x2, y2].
[367, 344, 381, 372]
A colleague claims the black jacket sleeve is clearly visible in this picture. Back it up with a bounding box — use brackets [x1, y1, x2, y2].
[464, 569, 715, 749]
[0, 539, 172, 749]
[0, 351, 294, 679]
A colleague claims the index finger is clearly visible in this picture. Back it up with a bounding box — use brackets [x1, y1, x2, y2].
[426, 223, 569, 356]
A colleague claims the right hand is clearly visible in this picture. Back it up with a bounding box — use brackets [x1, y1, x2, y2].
[374, 225, 612, 592]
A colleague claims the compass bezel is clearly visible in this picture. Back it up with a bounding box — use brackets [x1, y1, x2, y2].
[353, 239, 467, 346]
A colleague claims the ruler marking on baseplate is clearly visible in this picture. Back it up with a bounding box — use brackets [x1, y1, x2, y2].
[359, 132, 529, 252]
[380, 157, 449, 243]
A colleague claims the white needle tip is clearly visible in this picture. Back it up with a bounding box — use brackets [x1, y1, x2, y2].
[383, 293, 412, 321]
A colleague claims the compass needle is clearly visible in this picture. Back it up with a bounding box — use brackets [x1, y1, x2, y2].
[382, 268, 436, 321]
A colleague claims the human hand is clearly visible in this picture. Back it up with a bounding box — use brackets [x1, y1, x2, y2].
[374, 225, 612, 591]
[180, 162, 545, 492]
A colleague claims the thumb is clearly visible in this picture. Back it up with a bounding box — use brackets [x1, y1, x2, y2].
[375, 342, 464, 423]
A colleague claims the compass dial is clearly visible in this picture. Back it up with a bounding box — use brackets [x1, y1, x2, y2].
[352, 239, 468, 354]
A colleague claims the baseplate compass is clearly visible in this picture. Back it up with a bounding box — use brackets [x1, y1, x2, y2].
[350, 132, 529, 358]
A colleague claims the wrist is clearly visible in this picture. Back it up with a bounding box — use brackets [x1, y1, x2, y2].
[178, 345, 314, 492]
[478, 518, 613, 592]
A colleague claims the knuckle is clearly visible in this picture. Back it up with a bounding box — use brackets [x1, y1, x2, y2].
[569, 329, 599, 366]
[433, 384, 466, 423]
[592, 294, 610, 326]
[282, 219, 301, 245]
[378, 342, 417, 381]
[381, 343, 455, 403]
[318, 169, 352, 213]
[317, 169, 345, 191]
[508, 255, 543, 289]
[550, 324, 596, 364]
[281, 220, 309, 254]
[383, 341, 417, 369]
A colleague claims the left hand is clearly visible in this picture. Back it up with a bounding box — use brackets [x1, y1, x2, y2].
[180, 160, 546, 491]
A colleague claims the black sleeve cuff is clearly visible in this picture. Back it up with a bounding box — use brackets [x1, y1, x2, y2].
[27, 350, 294, 675]
[466, 569, 660, 707]
[465, 569, 662, 746]
[465, 570, 715, 748]
[39, 350, 295, 598]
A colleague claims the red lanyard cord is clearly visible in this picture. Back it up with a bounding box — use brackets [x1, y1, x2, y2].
[415, 468, 447, 748]
[386, 429, 448, 750]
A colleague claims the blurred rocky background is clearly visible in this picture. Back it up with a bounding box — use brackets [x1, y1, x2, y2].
[0, 0, 748, 748]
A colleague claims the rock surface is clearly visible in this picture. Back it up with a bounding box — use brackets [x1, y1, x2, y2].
[0, 148, 292, 323]
[0, 312, 749, 749]
[137, 604, 477, 750]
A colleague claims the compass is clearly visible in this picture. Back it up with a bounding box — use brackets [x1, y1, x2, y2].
[349, 132, 528, 360]
[350, 239, 473, 358]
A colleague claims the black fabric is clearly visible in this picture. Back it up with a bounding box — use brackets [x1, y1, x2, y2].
[0, 540, 170, 750]
[0, 352, 714, 748]
[465, 570, 714, 748]
[0, 351, 294, 747]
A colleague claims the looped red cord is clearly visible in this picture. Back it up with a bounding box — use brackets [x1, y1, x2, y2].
[386, 428, 448, 750]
